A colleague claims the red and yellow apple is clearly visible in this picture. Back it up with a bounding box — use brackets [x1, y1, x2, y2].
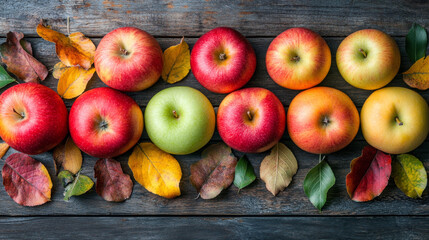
[0, 83, 68, 155]
[287, 87, 359, 154]
[217, 87, 285, 153]
[94, 27, 163, 92]
[361, 87, 429, 154]
[191, 27, 256, 94]
[69, 87, 143, 158]
[266, 27, 331, 90]
[336, 29, 400, 90]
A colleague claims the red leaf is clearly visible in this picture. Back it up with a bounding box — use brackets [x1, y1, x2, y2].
[0, 32, 48, 83]
[2, 153, 52, 206]
[346, 146, 392, 202]
[94, 158, 133, 202]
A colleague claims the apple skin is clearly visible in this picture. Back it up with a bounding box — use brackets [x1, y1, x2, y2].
[0, 83, 68, 155]
[266, 27, 331, 90]
[336, 29, 400, 90]
[190, 27, 256, 94]
[94, 27, 163, 92]
[361, 87, 429, 154]
[287, 87, 359, 154]
[145, 86, 215, 155]
[69, 87, 143, 158]
[217, 87, 285, 153]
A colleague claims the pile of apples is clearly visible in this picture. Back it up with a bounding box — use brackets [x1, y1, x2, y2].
[0, 26, 428, 161]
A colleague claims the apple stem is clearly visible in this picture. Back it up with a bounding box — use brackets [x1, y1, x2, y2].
[12, 108, 25, 119]
[322, 116, 330, 126]
[219, 53, 226, 60]
[291, 56, 300, 62]
[247, 110, 253, 121]
[120, 48, 129, 56]
[395, 117, 403, 126]
[359, 48, 367, 58]
[172, 110, 179, 118]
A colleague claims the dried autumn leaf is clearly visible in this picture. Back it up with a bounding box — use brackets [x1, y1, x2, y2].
[2, 153, 52, 206]
[53, 137, 82, 174]
[0, 65, 16, 89]
[36, 22, 95, 69]
[57, 66, 95, 99]
[260, 143, 298, 196]
[58, 170, 94, 201]
[346, 146, 392, 202]
[403, 56, 429, 90]
[128, 142, 182, 199]
[392, 154, 427, 198]
[162, 37, 190, 83]
[0, 142, 9, 158]
[190, 143, 237, 199]
[52, 62, 69, 79]
[94, 158, 133, 202]
[0, 32, 48, 83]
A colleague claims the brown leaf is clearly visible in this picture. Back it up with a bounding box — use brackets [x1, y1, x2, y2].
[94, 158, 133, 202]
[0, 32, 48, 83]
[53, 137, 82, 174]
[190, 143, 237, 199]
[0, 143, 9, 158]
[2, 153, 52, 206]
[52, 62, 69, 79]
[57, 66, 95, 99]
[403, 56, 429, 90]
[36, 21, 95, 69]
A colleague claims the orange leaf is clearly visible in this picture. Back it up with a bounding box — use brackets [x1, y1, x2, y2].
[2, 153, 52, 206]
[128, 142, 181, 199]
[162, 37, 190, 83]
[53, 137, 82, 174]
[57, 66, 95, 99]
[52, 62, 69, 79]
[403, 56, 429, 90]
[36, 21, 95, 70]
[0, 142, 9, 158]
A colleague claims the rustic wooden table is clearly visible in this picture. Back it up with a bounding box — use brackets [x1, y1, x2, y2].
[0, 0, 428, 239]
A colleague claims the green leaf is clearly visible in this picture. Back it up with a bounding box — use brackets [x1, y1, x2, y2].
[234, 156, 256, 191]
[0, 65, 16, 89]
[406, 23, 428, 63]
[58, 170, 94, 201]
[303, 156, 335, 211]
[392, 154, 427, 198]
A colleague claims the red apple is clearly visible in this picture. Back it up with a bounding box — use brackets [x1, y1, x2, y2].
[69, 87, 143, 158]
[266, 27, 331, 90]
[94, 27, 163, 92]
[191, 27, 256, 94]
[217, 87, 285, 153]
[287, 87, 359, 154]
[0, 83, 68, 155]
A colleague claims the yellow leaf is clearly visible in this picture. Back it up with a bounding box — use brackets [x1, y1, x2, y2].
[52, 62, 69, 79]
[403, 56, 429, 90]
[53, 137, 82, 174]
[36, 21, 95, 69]
[0, 142, 9, 158]
[162, 37, 190, 83]
[128, 142, 182, 199]
[57, 66, 95, 99]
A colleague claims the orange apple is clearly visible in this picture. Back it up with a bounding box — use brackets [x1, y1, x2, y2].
[266, 28, 331, 90]
[361, 87, 429, 154]
[287, 87, 359, 154]
[336, 29, 400, 90]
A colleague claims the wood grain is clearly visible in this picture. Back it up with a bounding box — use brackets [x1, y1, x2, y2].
[1, 0, 428, 37]
[0, 216, 427, 239]
[0, 140, 427, 216]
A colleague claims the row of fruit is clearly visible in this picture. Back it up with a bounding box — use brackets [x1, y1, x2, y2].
[0, 21, 427, 210]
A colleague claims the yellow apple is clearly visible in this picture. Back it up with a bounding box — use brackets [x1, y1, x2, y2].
[361, 87, 429, 154]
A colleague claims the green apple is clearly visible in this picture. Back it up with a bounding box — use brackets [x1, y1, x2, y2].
[361, 87, 429, 154]
[145, 86, 215, 155]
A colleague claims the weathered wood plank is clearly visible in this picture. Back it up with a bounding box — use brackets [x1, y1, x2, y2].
[0, 216, 427, 239]
[1, 0, 428, 37]
[0, 36, 426, 108]
[0, 140, 427, 216]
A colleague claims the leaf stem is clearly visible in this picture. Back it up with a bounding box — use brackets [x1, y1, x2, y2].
[67, 17, 70, 36]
